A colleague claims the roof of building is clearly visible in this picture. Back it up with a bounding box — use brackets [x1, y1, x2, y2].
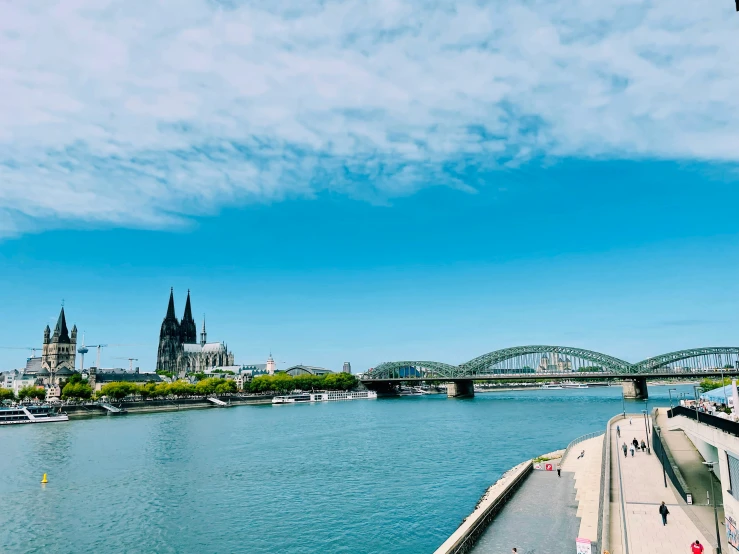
[183, 342, 227, 354]
[25, 357, 42, 374]
[53, 307, 71, 343]
[95, 372, 163, 383]
[56, 367, 74, 376]
[281, 365, 334, 376]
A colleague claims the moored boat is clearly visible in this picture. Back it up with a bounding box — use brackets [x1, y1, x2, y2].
[0, 405, 69, 425]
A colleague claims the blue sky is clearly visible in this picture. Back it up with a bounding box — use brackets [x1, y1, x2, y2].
[1, 0, 738, 372]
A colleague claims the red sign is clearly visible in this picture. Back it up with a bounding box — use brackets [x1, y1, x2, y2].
[545, 463, 553, 471]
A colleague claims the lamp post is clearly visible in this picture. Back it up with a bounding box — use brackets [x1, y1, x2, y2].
[703, 461, 723, 554]
[668, 388, 676, 410]
[622, 391, 626, 418]
[722, 368, 729, 407]
[642, 409, 651, 453]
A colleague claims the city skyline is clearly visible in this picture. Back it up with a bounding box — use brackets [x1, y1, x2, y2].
[1, 1, 738, 372]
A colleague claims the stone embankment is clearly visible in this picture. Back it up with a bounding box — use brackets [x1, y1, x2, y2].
[63, 395, 274, 418]
[435, 434, 605, 554]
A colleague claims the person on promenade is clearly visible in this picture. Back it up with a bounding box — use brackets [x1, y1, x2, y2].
[659, 501, 669, 525]
[617, 425, 621, 437]
[512, 548, 517, 553]
[632, 438, 639, 451]
[691, 539, 704, 553]
[630, 445, 635, 457]
[557, 467, 561, 478]
[622, 443, 628, 457]
[629, 418, 632, 425]
[640, 439, 647, 451]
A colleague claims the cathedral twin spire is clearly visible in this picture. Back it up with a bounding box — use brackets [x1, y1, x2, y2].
[162, 288, 200, 345]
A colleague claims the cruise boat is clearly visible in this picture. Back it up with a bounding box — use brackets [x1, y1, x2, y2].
[540, 384, 564, 390]
[0, 405, 69, 425]
[398, 386, 424, 396]
[561, 383, 589, 389]
[272, 390, 378, 405]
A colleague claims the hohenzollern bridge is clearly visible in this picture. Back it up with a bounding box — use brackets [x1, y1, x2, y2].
[360, 346, 739, 398]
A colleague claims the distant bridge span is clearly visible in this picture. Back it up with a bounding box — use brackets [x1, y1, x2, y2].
[361, 346, 739, 399]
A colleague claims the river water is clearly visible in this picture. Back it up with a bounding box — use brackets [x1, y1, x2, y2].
[0, 385, 692, 553]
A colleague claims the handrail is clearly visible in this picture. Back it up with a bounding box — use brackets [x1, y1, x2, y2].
[561, 431, 603, 466]
[615, 417, 630, 554]
[598, 415, 619, 554]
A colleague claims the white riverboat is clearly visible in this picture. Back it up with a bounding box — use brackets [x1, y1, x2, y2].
[0, 405, 69, 425]
[272, 390, 378, 405]
[540, 384, 564, 390]
[398, 386, 425, 396]
[561, 383, 589, 389]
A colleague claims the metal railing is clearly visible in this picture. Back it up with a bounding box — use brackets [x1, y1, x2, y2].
[561, 431, 603, 466]
[597, 415, 619, 554]
[668, 405, 739, 437]
[651, 421, 691, 502]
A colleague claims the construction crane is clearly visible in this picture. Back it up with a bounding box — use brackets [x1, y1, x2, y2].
[113, 357, 139, 372]
[84, 344, 141, 370]
[0, 346, 39, 357]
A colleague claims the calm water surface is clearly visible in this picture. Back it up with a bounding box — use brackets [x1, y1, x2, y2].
[0, 385, 692, 553]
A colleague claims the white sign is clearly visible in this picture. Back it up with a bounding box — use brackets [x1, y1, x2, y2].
[576, 537, 592, 554]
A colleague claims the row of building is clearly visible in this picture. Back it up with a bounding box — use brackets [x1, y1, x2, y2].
[0, 289, 353, 399]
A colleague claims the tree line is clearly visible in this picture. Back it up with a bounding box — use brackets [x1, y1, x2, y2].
[0, 372, 360, 403]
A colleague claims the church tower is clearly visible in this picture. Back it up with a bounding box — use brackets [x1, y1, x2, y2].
[200, 317, 207, 346]
[180, 290, 197, 344]
[41, 306, 77, 384]
[156, 288, 181, 372]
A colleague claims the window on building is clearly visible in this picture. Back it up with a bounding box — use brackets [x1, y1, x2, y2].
[727, 453, 739, 500]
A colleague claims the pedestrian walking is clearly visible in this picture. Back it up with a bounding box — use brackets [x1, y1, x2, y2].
[659, 501, 669, 525]
[640, 440, 647, 451]
[691, 539, 704, 553]
[630, 446, 635, 457]
[629, 418, 632, 425]
[512, 548, 518, 554]
[557, 467, 561, 478]
[616, 425, 620, 438]
[622, 443, 628, 458]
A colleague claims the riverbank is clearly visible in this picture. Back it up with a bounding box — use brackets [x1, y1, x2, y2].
[61, 395, 274, 418]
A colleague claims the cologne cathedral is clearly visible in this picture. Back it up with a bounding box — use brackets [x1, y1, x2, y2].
[156, 289, 234, 377]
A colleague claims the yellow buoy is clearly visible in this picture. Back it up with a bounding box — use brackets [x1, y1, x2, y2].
[41, 473, 48, 484]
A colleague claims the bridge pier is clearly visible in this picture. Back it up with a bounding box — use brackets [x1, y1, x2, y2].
[447, 380, 475, 398]
[622, 377, 648, 399]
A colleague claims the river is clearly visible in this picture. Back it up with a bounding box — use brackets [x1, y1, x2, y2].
[0, 384, 693, 553]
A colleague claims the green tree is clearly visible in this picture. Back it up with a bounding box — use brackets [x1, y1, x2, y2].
[0, 387, 15, 402]
[323, 372, 358, 390]
[214, 380, 237, 394]
[272, 373, 295, 393]
[100, 382, 138, 400]
[61, 382, 93, 400]
[18, 386, 45, 401]
[699, 378, 733, 392]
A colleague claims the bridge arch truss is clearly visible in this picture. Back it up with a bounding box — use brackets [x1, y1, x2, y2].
[632, 347, 739, 373]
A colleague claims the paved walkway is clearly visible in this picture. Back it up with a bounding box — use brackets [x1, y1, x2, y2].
[610, 416, 714, 554]
[472, 470, 580, 554]
[561, 435, 604, 542]
[657, 411, 728, 553]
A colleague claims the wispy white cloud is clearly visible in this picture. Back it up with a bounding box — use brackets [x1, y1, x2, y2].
[0, 0, 737, 235]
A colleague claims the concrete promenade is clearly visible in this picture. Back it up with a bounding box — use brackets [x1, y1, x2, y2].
[657, 411, 728, 553]
[609, 415, 714, 554]
[472, 436, 603, 553]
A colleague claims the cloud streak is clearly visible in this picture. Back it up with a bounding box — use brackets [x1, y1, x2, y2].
[1, 0, 737, 235]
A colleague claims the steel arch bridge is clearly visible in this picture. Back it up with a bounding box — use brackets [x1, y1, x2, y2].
[362, 346, 739, 381]
[460, 345, 633, 375]
[631, 347, 739, 373]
